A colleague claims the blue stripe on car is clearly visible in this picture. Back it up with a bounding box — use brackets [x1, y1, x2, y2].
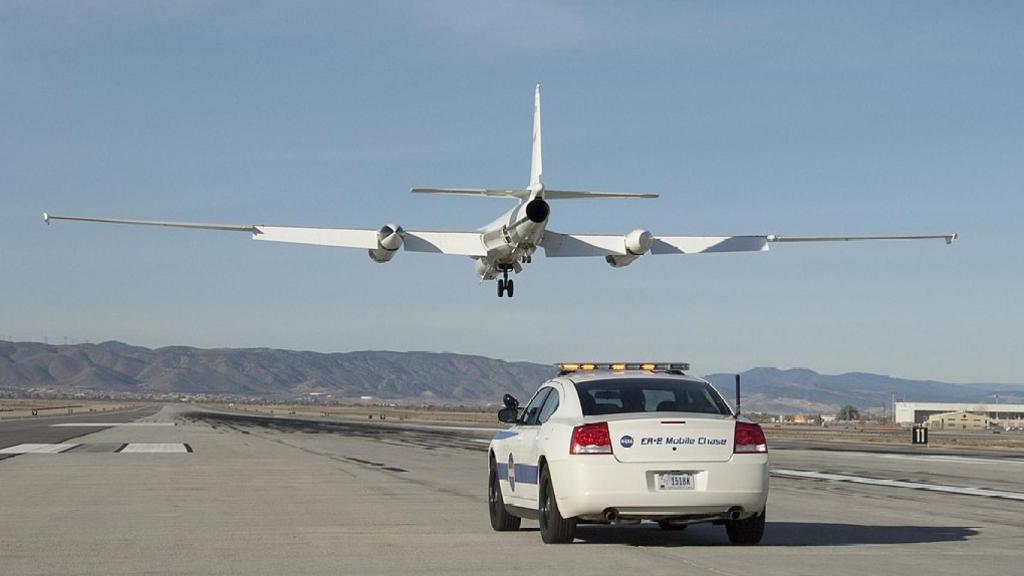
[513, 463, 539, 484]
[492, 431, 518, 440]
[495, 462, 538, 485]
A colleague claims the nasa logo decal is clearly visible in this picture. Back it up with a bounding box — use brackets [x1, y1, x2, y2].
[620, 435, 634, 448]
[507, 453, 516, 491]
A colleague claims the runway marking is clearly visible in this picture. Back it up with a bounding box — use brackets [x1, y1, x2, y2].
[51, 422, 176, 427]
[777, 448, 1024, 467]
[873, 453, 1024, 466]
[119, 443, 191, 453]
[772, 468, 1024, 502]
[0, 443, 81, 454]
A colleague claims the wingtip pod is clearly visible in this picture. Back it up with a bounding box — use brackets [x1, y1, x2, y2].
[42, 212, 49, 224]
[947, 233, 958, 245]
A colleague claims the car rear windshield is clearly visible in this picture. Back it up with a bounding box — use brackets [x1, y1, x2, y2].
[574, 378, 732, 416]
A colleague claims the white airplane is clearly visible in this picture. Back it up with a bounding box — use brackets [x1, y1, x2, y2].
[44, 83, 955, 298]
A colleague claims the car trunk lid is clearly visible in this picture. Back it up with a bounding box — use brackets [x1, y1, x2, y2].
[604, 414, 735, 463]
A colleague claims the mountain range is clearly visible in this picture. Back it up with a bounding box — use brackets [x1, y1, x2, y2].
[1, 340, 1020, 413]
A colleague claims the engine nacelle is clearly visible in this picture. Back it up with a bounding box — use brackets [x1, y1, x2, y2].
[606, 228, 653, 268]
[474, 258, 496, 280]
[625, 228, 653, 255]
[368, 224, 403, 263]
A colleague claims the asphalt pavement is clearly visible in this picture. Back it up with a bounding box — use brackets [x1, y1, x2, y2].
[1, 405, 1021, 575]
[0, 405, 159, 458]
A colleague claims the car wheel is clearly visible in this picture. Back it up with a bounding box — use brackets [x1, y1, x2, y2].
[489, 461, 521, 531]
[538, 466, 576, 544]
[725, 508, 765, 545]
[657, 520, 688, 531]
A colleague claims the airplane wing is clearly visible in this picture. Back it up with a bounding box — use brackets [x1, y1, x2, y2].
[541, 231, 956, 257]
[42, 213, 487, 256]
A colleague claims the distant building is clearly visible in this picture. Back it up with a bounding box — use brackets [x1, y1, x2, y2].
[895, 401, 1024, 429]
[926, 411, 989, 430]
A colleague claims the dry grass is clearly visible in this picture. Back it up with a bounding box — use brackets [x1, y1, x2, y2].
[213, 403, 1024, 450]
[764, 423, 1024, 451]
[0, 399, 143, 421]
[206, 402, 497, 427]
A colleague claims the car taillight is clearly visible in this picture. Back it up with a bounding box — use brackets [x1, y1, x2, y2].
[734, 422, 767, 454]
[570, 422, 612, 455]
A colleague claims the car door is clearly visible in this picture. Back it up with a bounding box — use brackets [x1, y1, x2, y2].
[503, 387, 551, 507]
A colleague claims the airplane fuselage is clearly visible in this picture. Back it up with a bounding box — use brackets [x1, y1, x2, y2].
[474, 195, 550, 280]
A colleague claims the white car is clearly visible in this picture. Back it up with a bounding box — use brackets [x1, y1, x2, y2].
[487, 363, 769, 544]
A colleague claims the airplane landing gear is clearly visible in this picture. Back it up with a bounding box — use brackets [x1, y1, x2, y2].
[496, 266, 515, 298]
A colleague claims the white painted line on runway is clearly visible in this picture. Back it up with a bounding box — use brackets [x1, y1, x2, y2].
[776, 448, 1024, 467]
[0, 443, 81, 454]
[120, 443, 190, 453]
[51, 422, 176, 427]
[872, 453, 1024, 466]
[772, 468, 1024, 502]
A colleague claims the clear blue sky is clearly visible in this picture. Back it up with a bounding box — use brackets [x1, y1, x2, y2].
[2, 2, 1021, 383]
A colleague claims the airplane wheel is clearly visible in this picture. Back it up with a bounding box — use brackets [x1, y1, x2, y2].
[497, 279, 505, 297]
[506, 279, 514, 298]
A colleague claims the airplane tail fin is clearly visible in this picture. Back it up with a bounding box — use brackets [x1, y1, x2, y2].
[530, 82, 542, 188]
[411, 84, 659, 201]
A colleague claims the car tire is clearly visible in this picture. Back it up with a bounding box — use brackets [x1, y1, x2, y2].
[725, 508, 765, 545]
[538, 466, 576, 544]
[489, 461, 521, 531]
[657, 521, 688, 531]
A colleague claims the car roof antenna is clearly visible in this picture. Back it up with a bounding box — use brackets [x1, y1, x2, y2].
[735, 374, 741, 419]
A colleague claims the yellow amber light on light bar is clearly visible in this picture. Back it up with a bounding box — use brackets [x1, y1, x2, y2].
[580, 363, 596, 370]
[610, 363, 626, 371]
[641, 363, 656, 370]
[558, 363, 580, 371]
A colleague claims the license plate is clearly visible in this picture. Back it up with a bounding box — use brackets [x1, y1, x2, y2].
[656, 472, 694, 491]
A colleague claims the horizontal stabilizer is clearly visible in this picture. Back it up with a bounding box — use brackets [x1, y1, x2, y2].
[410, 188, 529, 198]
[410, 188, 657, 200]
[544, 190, 659, 200]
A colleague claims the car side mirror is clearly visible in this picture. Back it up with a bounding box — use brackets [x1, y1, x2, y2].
[497, 407, 519, 424]
[503, 394, 519, 410]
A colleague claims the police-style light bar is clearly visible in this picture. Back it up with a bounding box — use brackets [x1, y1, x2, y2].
[555, 362, 690, 374]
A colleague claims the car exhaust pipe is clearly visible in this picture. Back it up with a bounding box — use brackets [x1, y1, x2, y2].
[728, 507, 742, 521]
[603, 508, 619, 522]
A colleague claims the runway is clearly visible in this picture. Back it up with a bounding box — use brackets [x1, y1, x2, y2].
[0, 405, 160, 459]
[1, 406, 1021, 575]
